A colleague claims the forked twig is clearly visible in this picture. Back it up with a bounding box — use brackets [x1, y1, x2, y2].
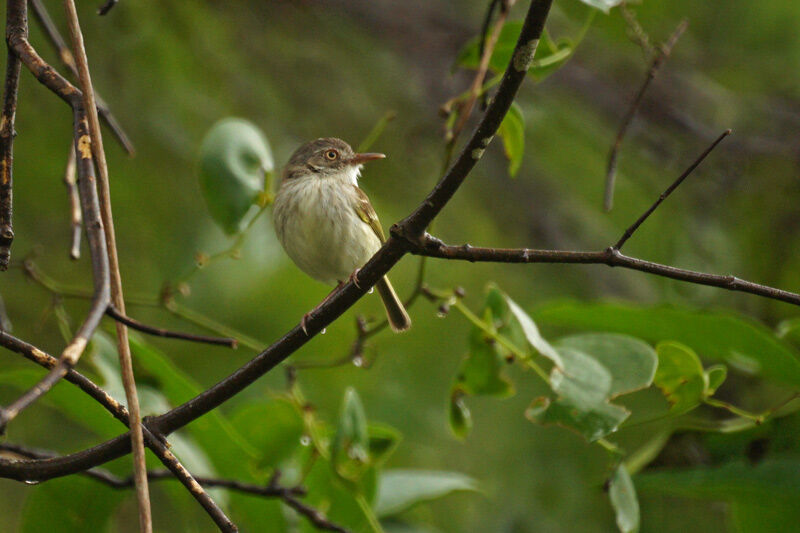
[604, 19, 688, 211]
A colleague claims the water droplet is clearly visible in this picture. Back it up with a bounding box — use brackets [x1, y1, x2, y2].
[300, 435, 311, 446]
[320, 328, 327, 335]
[23, 480, 39, 485]
[436, 311, 447, 318]
[367, 287, 374, 294]
[352, 355, 364, 367]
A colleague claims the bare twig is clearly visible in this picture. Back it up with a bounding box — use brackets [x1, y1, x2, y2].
[62, 1, 151, 530]
[63, 143, 81, 259]
[0, 21, 21, 270]
[28, 0, 135, 155]
[604, 19, 688, 211]
[614, 128, 730, 250]
[106, 305, 238, 348]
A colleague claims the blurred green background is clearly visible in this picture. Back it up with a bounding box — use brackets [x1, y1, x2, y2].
[1, 0, 800, 531]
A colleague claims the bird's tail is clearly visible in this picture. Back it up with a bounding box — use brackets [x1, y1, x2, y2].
[376, 277, 411, 332]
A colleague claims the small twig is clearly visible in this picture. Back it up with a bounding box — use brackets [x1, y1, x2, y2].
[63, 142, 81, 259]
[97, 0, 118, 16]
[620, 3, 655, 58]
[28, 0, 135, 155]
[448, 0, 514, 144]
[614, 128, 730, 250]
[63, 1, 151, 531]
[0, 39, 21, 270]
[106, 305, 238, 348]
[604, 19, 688, 211]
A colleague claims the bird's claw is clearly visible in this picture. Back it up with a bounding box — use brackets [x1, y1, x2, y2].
[349, 268, 362, 289]
[301, 313, 311, 336]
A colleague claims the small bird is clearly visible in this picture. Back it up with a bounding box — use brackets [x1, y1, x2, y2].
[273, 137, 411, 333]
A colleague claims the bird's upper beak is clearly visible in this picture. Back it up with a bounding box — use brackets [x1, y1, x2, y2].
[349, 152, 386, 165]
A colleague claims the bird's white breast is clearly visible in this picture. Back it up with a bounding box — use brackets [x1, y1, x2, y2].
[273, 174, 382, 286]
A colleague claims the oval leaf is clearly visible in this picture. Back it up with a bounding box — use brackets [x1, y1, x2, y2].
[609, 464, 640, 533]
[375, 469, 479, 517]
[199, 118, 273, 235]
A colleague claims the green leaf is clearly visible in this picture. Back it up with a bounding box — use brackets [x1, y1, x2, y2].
[654, 342, 706, 414]
[636, 459, 800, 502]
[332, 387, 370, 482]
[556, 334, 658, 397]
[505, 294, 562, 367]
[705, 364, 728, 396]
[550, 346, 612, 410]
[534, 302, 800, 388]
[526, 395, 630, 442]
[199, 117, 273, 235]
[777, 317, 800, 348]
[497, 102, 525, 177]
[525, 334, 657, 441]
[449, 391, 473, 439]
[375, 469, 479, 518]
[230, 399, 305, 473]
[368, 423, 402, 466]
[21, 476, 124, 533]
[730, 500, 800, 533]
[579, 0, 624, 13]
[608, 464, 640, 533]
[455, 327, 515, 397]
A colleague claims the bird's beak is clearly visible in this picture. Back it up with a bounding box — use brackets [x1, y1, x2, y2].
[349, 152, 386, 165]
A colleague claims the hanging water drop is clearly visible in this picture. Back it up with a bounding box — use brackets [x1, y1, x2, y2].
[352, 355, 364, 367]
[320, 328, 327, 335]
[300, 435, 311, 446]
[23, 480, 40, 486]
[367, 287, 374, 294]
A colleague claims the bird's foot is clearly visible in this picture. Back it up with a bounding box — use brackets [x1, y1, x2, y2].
[349, 268, 362, 289]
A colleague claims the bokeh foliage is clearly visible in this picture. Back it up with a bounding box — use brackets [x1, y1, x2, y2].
[2, 0, 800, 532]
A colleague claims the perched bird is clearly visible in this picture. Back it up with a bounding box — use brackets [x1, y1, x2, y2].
[273, 137, 411, 333]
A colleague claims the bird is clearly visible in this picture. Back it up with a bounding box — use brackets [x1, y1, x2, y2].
[273, 137, 411, 334]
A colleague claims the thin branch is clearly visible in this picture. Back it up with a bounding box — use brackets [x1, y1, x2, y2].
[448, 0, 515, 143]
[614, 128, 730, 250]
[62, 1, 151, 530]
[0, 0, 557, 482]
[0, 443, 348, 533]
[106, 305, 238, 348]
[604, 19, 688, 211]
[406, 235, 800, 307]
[0, 23, 21, 270]
[63, 142, 81, 259]
[28, 0, 135, 155]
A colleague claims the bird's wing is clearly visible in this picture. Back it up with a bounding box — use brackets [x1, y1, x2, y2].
[352, 185, 386, 243]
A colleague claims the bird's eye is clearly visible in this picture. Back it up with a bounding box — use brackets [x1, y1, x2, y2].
[324, 150, 338, 160]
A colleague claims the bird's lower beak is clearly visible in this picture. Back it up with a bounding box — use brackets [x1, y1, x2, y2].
[349, 152, 386, 165]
